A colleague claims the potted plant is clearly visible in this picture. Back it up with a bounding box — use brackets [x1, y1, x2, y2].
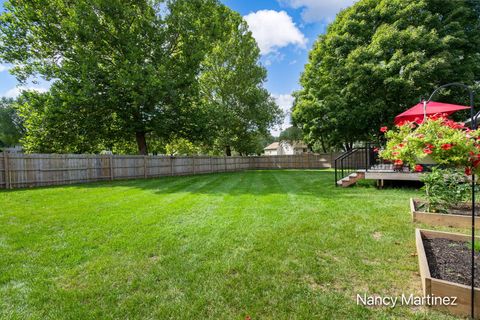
[380, 116, 480, 228]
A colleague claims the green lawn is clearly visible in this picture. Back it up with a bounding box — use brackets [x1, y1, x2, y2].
[0, 170, 457, 319]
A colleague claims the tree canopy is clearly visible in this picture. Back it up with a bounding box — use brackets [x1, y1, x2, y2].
[292, 0, 480, 151]
[279, 126, 303, 143]
[0, 0, 280, 155]
[0, 97, 24, 148]
[198, 8, 282, 156]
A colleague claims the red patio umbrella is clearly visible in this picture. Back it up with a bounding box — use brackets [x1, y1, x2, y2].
[394, 101, 470, 125]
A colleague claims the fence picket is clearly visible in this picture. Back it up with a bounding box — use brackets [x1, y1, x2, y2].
[0, 153, 339, 189]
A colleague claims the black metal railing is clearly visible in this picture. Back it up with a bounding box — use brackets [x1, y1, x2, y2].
[334, 143, 377, 186]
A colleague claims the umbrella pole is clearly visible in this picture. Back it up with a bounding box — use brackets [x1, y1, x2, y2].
[423, 100, 427, 122]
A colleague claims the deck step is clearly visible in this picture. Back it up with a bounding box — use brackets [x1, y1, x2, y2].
[336, 171, 365, 188]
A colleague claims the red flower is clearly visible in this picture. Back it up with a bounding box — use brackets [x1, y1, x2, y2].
[380, 126, 388, 133]
[392, 152, 399, 156]
[474, 160, 480, 168]
[423, 148, 433, 154]
[414, 164, 423, 172]
[425, 143, 435, 149]
[398, 143, 405, 148]
[466, 167, 473, 176]
[441, 143, 453, 150]
[394, 160, 403, 165]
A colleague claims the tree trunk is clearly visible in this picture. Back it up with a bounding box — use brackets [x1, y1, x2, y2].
[135, 131, 148, 155]
[320, 136, 327, 153]
[225, 145, 232, 156]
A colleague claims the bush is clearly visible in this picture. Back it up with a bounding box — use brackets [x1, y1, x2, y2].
[421, 167, 470, 213]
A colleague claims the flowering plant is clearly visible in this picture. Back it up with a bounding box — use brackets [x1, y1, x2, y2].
[379, 115, 480, 174]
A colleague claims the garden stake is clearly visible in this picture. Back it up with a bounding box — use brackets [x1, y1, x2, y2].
[426, 83, 476, 319]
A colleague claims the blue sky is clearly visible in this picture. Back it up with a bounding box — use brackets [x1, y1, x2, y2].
[0, 0, 356, 135]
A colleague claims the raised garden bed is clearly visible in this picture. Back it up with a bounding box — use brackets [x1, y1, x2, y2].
[416, 229, 480, 318]
[411, 198, 480, 229]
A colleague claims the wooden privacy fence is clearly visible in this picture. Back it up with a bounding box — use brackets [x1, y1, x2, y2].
[0, 152, 340, 189]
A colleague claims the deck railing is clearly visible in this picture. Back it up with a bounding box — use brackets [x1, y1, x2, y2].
[334, 143, 377, 185]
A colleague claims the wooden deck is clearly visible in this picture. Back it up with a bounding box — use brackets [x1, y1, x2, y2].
[363, 164, 423, 181]
[364, 171, 422, 181]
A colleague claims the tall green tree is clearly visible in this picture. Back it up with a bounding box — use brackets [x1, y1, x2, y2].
[0, 97, 24, 148]
[279, 126, 303, 143]
[198, 9, 282, 156]
[0, 0, 227, 154]
[292, 0, 480, 151]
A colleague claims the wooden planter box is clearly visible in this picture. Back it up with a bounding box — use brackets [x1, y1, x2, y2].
[416, 229, 480, 318]
[411, 198, 480, 229]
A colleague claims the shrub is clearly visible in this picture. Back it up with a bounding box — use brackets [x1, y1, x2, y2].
[421, 167, 470, 213]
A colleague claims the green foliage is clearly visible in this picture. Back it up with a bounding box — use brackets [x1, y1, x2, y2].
[0, 97, 24, 148]
[165, 138, 201, 156]
[421, 167, 470, 213]
[279, 126, 303, 143]
[198, 10, 282, 155]
[292, 0, 480, 151]
[0, 0, 246, 155]
[466, 241, 480, 253]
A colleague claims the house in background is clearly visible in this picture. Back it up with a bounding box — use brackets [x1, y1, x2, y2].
[263, 141, 309, 156]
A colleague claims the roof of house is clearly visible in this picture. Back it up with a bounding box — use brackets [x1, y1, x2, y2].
[264, 142, 280, 150]
[292, 142, 308, 149]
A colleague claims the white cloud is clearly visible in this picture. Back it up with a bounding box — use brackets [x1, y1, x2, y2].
[271, 94, 295, 136]
[244, 10, 307, 55]
[3, 86, 48, 98]
[0, 64, 10, 72]
[279, 0, 357, 23]
[262, 51, 285, 66]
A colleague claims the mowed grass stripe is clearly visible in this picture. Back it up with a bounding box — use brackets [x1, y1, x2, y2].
[0, 170, 458, 319]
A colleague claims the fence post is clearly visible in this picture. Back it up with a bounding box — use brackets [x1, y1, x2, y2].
[3, 152, 10, 189]
[170, 156, 174, 176]
[144, 156, 147, 179]
[109, 155, 114, 180]
[193, 157, 196, 175]
[210, 157, 213, 173]
[224, 157, 227, 172]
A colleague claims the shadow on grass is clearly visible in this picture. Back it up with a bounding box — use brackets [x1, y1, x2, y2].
[0, 169, 421, 197]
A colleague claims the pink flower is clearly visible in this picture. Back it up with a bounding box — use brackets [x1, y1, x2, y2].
[380, 126, 388, 133]
[423, 148, 433, 155]
[373, 147, 379, 153]
[414, 164, 423, 172]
